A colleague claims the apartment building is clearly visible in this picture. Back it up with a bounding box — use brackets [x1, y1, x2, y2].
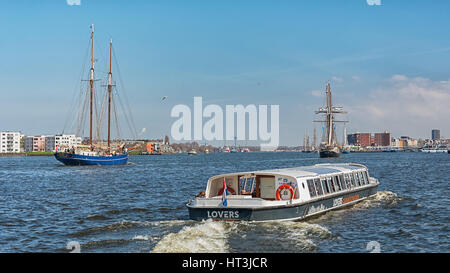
[0, 131, 22, 153]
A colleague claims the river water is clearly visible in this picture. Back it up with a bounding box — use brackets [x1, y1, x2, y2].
[0, 152, 448, 253]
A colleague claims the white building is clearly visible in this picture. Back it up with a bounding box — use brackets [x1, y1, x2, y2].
[45, 134, 82, 152]
[0, 131, 22, 153]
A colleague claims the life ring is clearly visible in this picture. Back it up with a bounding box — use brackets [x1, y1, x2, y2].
[276, 184, 295, 200]
[218, 187, 235, 196]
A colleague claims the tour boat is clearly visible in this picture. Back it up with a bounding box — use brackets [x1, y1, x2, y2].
[55, 25, 134, 166]
[187, 163, 379, 222]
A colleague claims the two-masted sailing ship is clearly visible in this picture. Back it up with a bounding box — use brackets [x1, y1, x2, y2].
[55, 25, 131, 166]
[314, 82, 347, 158]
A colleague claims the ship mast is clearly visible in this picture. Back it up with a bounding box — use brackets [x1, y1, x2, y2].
[89, 24, 95, 151]
[314, 82, 347, 147]
[107, 38, 113, 151]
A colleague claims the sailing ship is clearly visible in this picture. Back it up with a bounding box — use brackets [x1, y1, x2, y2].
[55, 25, 133, 166]
[314, 82, 347, 158]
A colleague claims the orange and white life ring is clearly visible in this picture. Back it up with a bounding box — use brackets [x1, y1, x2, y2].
[276, 184, 295, 200]
[218, 187, 235, 196]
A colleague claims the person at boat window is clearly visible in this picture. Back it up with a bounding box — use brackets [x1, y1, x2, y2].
[332, 176, 340, 191]
[327, 177, 335, 193]
[307, 179, 316, 197]
[240, 177, 256, 195]
[321, 178, 329, 194]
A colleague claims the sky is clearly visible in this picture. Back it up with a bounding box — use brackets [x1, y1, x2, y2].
[0, 0, 449, 146]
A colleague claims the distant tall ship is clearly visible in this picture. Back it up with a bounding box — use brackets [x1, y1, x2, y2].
[314, 82, 347, 158]
[55, 25, 135, 166]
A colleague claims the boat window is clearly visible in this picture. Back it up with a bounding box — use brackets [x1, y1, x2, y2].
[333, 176, 341, 191]
[239, 177, 246, 191]
[339, 174, 346, 190]
[239, 177, 256, 194]
[314, 178, 323, 196]
[354, 173, 361, 186]
[307, 179, 316, 197]
[350, 173, 356, 187]
[363, 171, 369, 184]
[245, 177, 256, 193]
[321, 178, 330, 194]
[327, 177, 335, 193]
[343, 174, 349, 189]
[357, 172, 364, 186]
[358, 172, 365, 185]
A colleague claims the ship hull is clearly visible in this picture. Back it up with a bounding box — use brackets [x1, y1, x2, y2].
[187, 184, 378, 222]
[319, 149, 340, 158]
[54, 152, 128, 166]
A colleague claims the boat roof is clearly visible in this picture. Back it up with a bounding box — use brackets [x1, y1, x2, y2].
[209, 163, 368, 180]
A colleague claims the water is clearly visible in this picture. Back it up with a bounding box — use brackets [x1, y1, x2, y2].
[0, 152, 448, 253]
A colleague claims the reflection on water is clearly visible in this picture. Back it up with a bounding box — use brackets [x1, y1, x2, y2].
[0, 152, 448, 252]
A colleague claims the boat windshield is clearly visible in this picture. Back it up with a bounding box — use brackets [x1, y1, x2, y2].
[239, 176, 256, 195]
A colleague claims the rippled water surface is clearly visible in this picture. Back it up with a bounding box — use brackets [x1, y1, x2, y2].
[0, 152, 448, 253]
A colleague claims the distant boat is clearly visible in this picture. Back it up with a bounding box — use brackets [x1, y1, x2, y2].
[341, 147, 351, 154]
[55, 25, 133, 166]
[314, 82, 347, 158]
[188, 149, 198, 155]
[420, 145, 447, 153]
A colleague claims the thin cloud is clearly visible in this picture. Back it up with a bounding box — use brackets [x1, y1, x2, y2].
[66, 0, 81, 6]
[346, 75, 450, 137]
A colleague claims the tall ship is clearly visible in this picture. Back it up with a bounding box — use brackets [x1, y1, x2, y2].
[314, 82, 347, 158]
[55, 25, 135, 166]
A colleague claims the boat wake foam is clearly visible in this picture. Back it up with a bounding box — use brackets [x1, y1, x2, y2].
[258, 221, 333, 251]
[150, 219, 235, 253]
[354, 191, 401, 209]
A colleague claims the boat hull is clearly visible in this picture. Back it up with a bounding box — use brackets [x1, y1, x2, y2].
[187, 184, 378, 222]
[54, 152, 128, 166]
[319, 149, 340, 158]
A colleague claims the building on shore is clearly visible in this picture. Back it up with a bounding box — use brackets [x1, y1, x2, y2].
[45, 134, 82, 152]
[348, 131, 392, 148]
[392, 136, 417, 148]
[0, 131, 22, 153]
[24, 136, 46, 152]
[347, 132, 371, 147]
[431, 129, 440, 141]
[374, 132, 392, 147]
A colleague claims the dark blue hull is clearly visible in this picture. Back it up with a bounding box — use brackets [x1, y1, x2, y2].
[187, 185, 378, 222]
[319, 150, 340, 158]
[54, 152, 128, 166]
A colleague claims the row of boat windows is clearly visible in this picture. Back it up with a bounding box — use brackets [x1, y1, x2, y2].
[306, 171, 370, 198]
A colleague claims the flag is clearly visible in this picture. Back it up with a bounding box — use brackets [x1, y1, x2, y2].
[222, 178, 228, 207]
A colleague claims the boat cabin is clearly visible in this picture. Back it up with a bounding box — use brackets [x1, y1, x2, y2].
[202, 163, 375, 203]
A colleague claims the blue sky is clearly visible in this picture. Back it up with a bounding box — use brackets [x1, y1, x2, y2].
[1, 0, 450, 145]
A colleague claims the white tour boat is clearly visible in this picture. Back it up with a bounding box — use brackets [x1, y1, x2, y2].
[187, 163, 379, 222]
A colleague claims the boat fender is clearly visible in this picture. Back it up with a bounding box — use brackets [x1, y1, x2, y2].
[276, 184, 295, 201]
[217, 187, 235, 196]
